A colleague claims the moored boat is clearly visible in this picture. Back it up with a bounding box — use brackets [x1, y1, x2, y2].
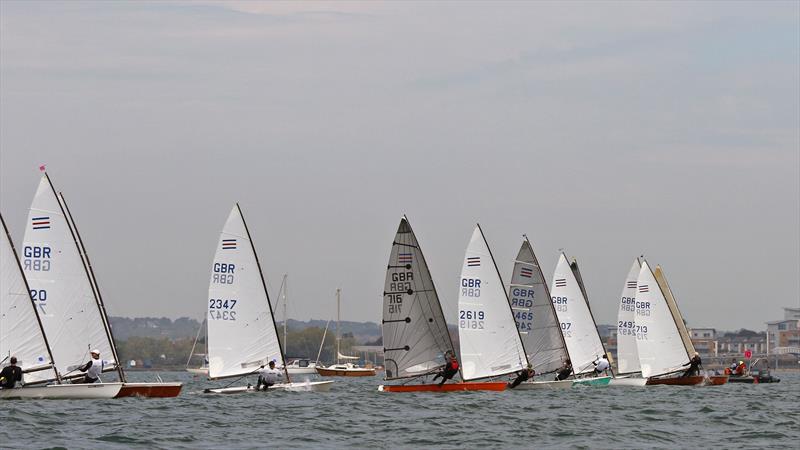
[317, 289, 376, 377]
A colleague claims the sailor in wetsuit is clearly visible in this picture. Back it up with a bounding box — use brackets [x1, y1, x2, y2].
[593, 354, 611, 377]
[0, 356, 23, 389]
[256, 360, 282, 391]
[508, 364, 535, 389]
[75, 350, 103, 384]
[432, 351, 459, 386]
[555, 359, 573, 381]
[682, 352, 702, 377]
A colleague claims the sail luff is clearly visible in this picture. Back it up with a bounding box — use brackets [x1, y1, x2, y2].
[570, 258, 613, 377]
[0, 213, 59, 384]
[236, 204, 290, 382]
[57, 192, 126, 382]
[654, 265, 695, 358]
[616, 258, 642, 375]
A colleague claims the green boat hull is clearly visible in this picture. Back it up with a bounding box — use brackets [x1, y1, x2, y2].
[572, 376, 612, 386]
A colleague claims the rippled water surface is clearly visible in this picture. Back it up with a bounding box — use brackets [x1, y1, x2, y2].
[1, 371, 798, 449]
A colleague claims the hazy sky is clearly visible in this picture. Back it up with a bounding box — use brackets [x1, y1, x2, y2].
[1, 1, 798, 331]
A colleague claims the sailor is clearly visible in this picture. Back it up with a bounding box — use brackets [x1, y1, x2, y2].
[256, 360, 282, 391]
[0, 356, 23, 389]
[682, 352, 702, 377]
[76, 349, 103, 384]
[592, 354, 611, 377]
[432, 351, 459, 386]
[734, 361, 746, 376]
[508, 364, 535, 389]
[555, 359, 573, 381]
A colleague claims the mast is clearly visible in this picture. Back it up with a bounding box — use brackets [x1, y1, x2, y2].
[569, 256, 614, 377]
[283, 274, 288, 354]
[0, 213, 61, 383]
[187, 318, 205, 368]
[236, 203, 290, 382]
[336, 288, 341, 365]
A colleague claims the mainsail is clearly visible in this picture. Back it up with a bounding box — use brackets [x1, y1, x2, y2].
[616, 258, 642, 375]
[1, 213, 57, 383]
[654, 265, 696, 355]
[635, 260, 690, 378]
[207, 204, 286, 380]
[382, 216, 455, 380]
[458, 225, 527, 381]
[508, 237, 567, 374]
[22, 174, 117, 378]
[550, 253, 605, 375]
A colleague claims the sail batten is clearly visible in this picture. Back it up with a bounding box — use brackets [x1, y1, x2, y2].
[382, 216, 454, 381]
[508, 238, 568, 375]
[207, 205, 284, 380]
[550, 253, 606, 375]
[458, 225, 527, 381]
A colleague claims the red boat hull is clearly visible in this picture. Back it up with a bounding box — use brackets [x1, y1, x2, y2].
[706, 375, 729, 385]
[647, 376, 705, 386]
[379, 382, 507, 392]
[114, 382, 183, 398]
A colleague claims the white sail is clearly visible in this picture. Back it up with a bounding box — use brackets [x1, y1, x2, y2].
[1, 214, 56, 383]
[654, 265, 696, 355]
[22, 175, 116, 378]
[616, 258, 642, 375]
[508, 238, 567, 375]
[458, 225, 527, 381]
[207, 204, 284, 379]
[635, 260, 689, 378]
[550, 253, 605, 375]
[382, 216, 455, 380]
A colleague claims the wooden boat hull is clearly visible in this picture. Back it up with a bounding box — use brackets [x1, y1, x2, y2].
[705, 375, 729, 386]
[204, 380, 334, 394]
[573, 376, 612, 386]
[115, 382, 183, 398]
[0, 382, 123, 399]
[647, 375, 705, 386]
[609, 377, 648, 387]
[316, 367, 375, 377]
[378, 382, 507, 392]
[513, 379, 573, 390]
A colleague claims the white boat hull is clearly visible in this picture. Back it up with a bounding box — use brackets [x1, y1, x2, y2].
[286, 367, 318, 375]
[186, 368, 209, 376]
[204, 380, 334, 394]
[0, 382, 123, 399]
[609, 377, 648, 387]
[514, 379, 574, 390]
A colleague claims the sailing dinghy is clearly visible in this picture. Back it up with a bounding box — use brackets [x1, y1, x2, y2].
[506, 238, 573, 390]
[377, 217, 506, 392]
[608, 258, 647, 387]
[549, 254, 612, 386]
[635, 260, 727, 386]
[1, 212, 122, 399]
[22, 174, 180, 398]
[203, 205, 333, 394]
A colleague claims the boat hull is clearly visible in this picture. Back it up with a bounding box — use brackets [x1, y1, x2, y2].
[705, 375, 729, 386]
[573, 376, 612, 386]
[287, 367, 318, 375]
[186, 368, 208, 376]
[316, 367, 376, 377]
[204, 380, 334, 394]
[647, 375, 705, 386]
[0, 382, 123, 399]
[115, 382, 183, 398]
[728, 375, 780, 384]
[513, 379, 573, 390]
[378, 382, 507, 392]
[609, 377, 648, 387]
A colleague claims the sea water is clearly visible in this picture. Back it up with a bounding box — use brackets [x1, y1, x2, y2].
[1, 371, 798, 449]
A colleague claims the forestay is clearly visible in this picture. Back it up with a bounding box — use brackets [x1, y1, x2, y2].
[382, 216, 454, 380]
[1, 214, 56, 383]
[550, 253, 605, 375]
[458, 225, 527, 381]
[654, 265, 696, 356]
[635, 260, 689, 378]
[616, 258, 642, 375]
[207, 204, 284, 379]
[508, 238, 567, 375]
[22, 175, 116, 377]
